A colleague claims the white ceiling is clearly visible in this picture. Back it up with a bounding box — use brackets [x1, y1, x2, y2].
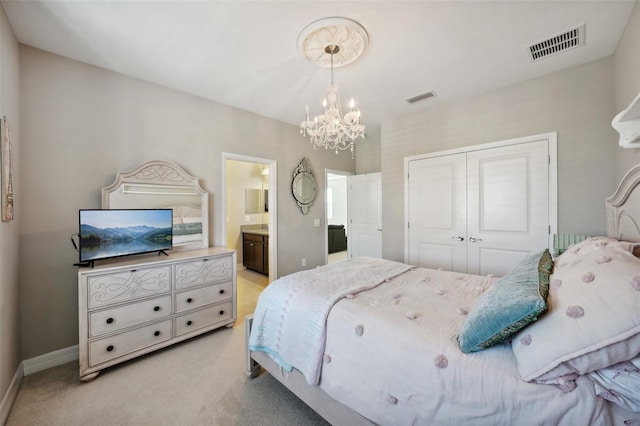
[3, 1, 636, 135]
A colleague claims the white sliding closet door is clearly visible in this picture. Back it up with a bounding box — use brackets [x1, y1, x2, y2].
[406, 137, 552, 276]
[466, 140, 549, 275]
[407, 153, 467, 271]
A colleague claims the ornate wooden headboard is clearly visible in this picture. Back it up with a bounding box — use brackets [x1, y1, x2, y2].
[606, 163, 640, 242]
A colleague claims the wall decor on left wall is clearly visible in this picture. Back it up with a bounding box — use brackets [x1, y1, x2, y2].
[1, 116, 14, 222]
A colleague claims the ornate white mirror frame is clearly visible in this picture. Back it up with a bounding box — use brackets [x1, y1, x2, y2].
[102, 159, 209, 251]
[291, 157, 316, 214]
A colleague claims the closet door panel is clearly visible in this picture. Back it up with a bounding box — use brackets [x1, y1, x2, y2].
[408, 153, 467, 272]
[466, 140, 549, 276]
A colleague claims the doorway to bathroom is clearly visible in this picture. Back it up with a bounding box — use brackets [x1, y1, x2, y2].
[222, 153, 277, 319]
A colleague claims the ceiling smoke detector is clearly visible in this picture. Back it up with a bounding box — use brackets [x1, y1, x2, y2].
[528, 24, 585, 61]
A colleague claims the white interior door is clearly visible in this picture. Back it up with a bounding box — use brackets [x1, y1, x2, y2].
[348, 173, 382, 258]
[407, 153, 467, 272]
[466, 140, 549, 275]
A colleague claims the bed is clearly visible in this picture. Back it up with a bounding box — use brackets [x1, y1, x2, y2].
[246, 163, 640, 425]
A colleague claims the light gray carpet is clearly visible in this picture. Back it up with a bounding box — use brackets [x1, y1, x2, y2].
[6, 270, 329, 426]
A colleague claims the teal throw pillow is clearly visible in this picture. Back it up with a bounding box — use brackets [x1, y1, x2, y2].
[458, 249, 553, 353]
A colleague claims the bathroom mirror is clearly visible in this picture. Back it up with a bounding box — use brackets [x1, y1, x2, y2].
[245, 188, 263, 213]
[291, 158, 316, 214]
[102, 159, 209, 251]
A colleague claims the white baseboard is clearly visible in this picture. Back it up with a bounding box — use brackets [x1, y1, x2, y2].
[22, 345, 79, 376]
[0, 365, 22, 425]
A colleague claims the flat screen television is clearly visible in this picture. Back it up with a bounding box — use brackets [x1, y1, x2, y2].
[78, 209, 173, 265]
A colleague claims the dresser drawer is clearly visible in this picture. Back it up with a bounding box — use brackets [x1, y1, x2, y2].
[89, 295, 172, 338]
[174, 281, 232, 313]
[174, 301, 233, 336]
[174, 255, 232, 290]
[89, 320, 172, 366]
[87, 266, 171, 309]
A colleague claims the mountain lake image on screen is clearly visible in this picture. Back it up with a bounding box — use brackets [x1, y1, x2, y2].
[79, 209, 173, 263]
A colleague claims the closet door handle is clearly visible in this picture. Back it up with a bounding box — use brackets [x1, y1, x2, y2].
[469, 237, 483, 243]
[451, 236, 464, 242]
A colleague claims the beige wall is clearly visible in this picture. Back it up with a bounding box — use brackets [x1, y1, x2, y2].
[355, 129, 381, 174]
[0, 4, 21, 415]
[381, 58, 616, 262]
[613, 1, 640, 178]
[18, 46, 354, 359]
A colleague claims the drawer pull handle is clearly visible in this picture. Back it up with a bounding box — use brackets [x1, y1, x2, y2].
[219, 289, 225, 295]
[131, 269, 137, 272]
[153, 306, 160, 312]
[187, 298, 193, 303]
[106, 317, 114, 324]
[187, 320, 193, 326]
[219, 310, 225, 316]
[106, 345, 114, 352]
[154, 331, 160, 337]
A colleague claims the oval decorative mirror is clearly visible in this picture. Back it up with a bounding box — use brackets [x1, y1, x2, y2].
[291, 158, 316, 214]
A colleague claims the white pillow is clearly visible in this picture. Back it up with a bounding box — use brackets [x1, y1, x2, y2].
[511, 237, 640, 382]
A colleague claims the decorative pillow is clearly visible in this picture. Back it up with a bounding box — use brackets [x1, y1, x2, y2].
[512, 238, 640, 382]
[457, 249, 553, 353]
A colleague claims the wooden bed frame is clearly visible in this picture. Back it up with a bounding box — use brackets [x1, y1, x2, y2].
[245, 162, 640, 425]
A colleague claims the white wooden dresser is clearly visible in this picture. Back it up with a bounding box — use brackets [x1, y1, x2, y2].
[78, 247, 236, 381]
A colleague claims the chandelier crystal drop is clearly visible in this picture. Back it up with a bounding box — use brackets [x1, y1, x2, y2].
[299, 39, 366, 158]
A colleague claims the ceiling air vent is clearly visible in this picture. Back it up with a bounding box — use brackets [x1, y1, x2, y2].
[406, 91, 435, 104]
[528, 24, 585, 61]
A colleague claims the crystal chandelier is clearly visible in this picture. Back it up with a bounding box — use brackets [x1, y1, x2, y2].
[300, 45, 365, 156]
[297, 18, 368, 157]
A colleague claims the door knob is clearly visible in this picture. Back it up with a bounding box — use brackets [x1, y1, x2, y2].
[451, 236, 464, 241]
[469, 237, 483, 243]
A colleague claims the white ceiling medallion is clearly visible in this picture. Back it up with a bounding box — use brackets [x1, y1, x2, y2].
[297, 17, 369, 68]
